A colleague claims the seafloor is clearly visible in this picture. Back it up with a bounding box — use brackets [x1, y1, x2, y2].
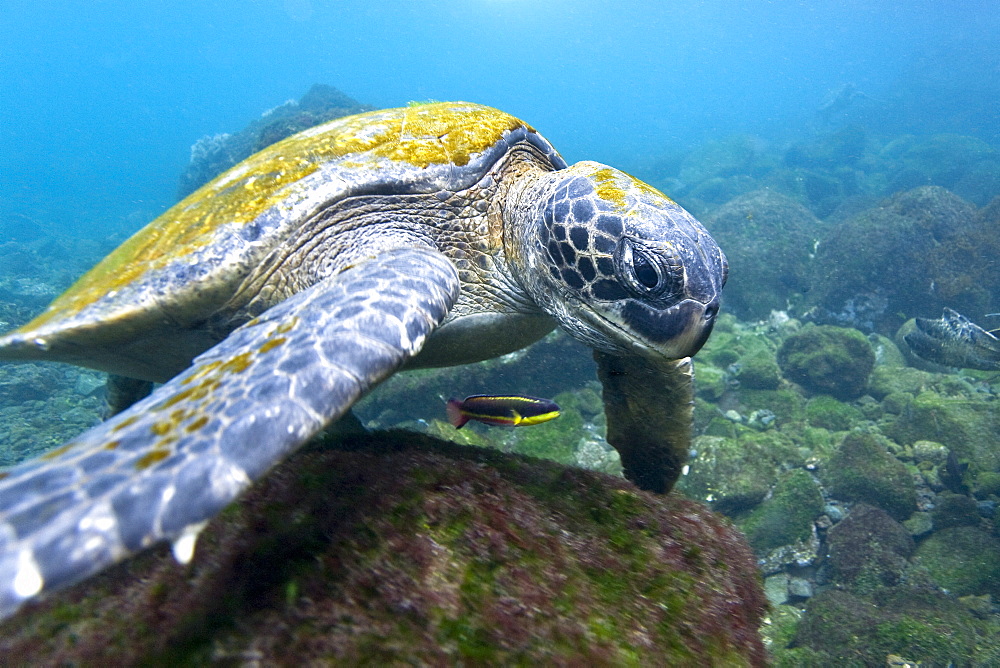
[1, 88, 999, 664]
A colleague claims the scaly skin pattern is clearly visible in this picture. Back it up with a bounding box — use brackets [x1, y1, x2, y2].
[0, 248, 458, 620]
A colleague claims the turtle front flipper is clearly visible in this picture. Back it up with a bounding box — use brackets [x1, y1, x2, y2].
[0, 247, 458, 621]
[595, 352, 694, 494]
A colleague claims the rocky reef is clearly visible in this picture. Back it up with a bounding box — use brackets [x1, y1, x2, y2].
[177, 84, 375, 199]
[0, 431, 767, 665]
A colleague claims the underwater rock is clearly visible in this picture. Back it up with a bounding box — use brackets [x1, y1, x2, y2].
[177, 85, 375, 198]
[739, 387, 807, 426]
[803, 395, 864, 431]
[678, 134, 773, 188]
[810, 186, 997, 332]
[692, 360, 728, 400]
[737, 469, 824, 560]
[0, 431, 767, 665]
[734, 350, 782, 390]
[790, 588, 992, 665]
[930, 492, 982, 530]
[879, 134, 997, 199]
[821, 432, 917, 521]
[776, 324, 875, 399]
[886, 390, 1000, 474]
[703, 189, 823, 320]
[825, 504, 915, 591]
[785, 126, 870, 171]
[681, 431, 803, 514]
[868, 333, 907, 367]
[913, 526, 1000, 598]
[867, 364, 935, 400]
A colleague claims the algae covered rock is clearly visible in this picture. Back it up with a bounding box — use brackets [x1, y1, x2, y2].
[681, 431, 803, 513]
[804, 395, 864, 431]
[703, 189, 823, 319]
[867, 365, 934, 400]
[737, 469, 824, 557]
[821, 432, 917, 520]
[913, 526, 1000, 597]
[886, 390, 1000, 473]
[0, 431, 767, 665]
[791, 588, 987, 665]
[826, 504, 915, 591]
[811, 186, 997, 330]
[777, 324, 875, 399]
[735, 350, 782, 390]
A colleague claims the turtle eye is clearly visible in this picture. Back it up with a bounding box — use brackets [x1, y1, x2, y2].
[633, 252, 660, 289]
[614, 237, 682, 301]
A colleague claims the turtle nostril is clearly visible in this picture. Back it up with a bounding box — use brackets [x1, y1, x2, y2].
[703, 301, 720, 321]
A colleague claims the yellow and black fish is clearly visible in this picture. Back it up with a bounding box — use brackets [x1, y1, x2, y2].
[446, 394, 560, 428]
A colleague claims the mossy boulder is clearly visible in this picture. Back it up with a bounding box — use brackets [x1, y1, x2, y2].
[886, 391, 1000, 473]
[913, 526, 1000, 597]
[930, 492, 982, 530]
[738, 387, 806, 425]
[702, 189, 824, 319]
[735, 350, 782, 390]
[804, 395, 864, 431]
[0, 431, 767, 665]
[681, 431, 803, 514]
[737, 469, 824, 555]
[867, 365, 935, 400]
[826, 504, 915, 591]
[868, 333, 907, 367]
[810, 186, 998, 331]
[821, 432, 917, 520]
[693, 361, 729, 401]
[777, 325, 875, 399]
[791, 588, 987, 666]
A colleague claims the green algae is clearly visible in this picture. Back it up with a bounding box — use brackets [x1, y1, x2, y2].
[886, 390, 1000, 472]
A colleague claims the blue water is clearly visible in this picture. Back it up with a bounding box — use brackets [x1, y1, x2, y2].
[2, 0, 998, 236]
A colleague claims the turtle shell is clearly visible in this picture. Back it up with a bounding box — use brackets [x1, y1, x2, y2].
[0, 103, 565, 381]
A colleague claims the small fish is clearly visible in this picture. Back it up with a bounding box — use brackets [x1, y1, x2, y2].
[446, 394, 560, 428]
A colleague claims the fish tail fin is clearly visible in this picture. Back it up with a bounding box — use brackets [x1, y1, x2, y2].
[446, 399, 469, 428]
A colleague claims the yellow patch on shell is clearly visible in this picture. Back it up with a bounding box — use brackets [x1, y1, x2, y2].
[18, 103, 528, 330]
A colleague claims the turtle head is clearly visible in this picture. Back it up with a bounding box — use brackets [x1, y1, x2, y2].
[510, 161, 727, 360]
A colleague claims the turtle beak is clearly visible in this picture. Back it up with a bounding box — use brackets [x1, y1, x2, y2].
[666, 298, 719, 359]
[625, 297, 720, 360]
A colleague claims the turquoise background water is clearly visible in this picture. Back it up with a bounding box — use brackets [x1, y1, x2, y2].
[2, 0, 997, 236]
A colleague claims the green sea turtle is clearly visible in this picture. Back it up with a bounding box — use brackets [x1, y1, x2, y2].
[904, 308, 1000, 370]
[0, 102, 726, 620]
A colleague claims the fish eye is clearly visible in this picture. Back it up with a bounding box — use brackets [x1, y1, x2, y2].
[614, 237, 682, 300]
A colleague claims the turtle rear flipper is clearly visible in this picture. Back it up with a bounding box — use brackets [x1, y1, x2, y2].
[0, 247, 458, 620]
